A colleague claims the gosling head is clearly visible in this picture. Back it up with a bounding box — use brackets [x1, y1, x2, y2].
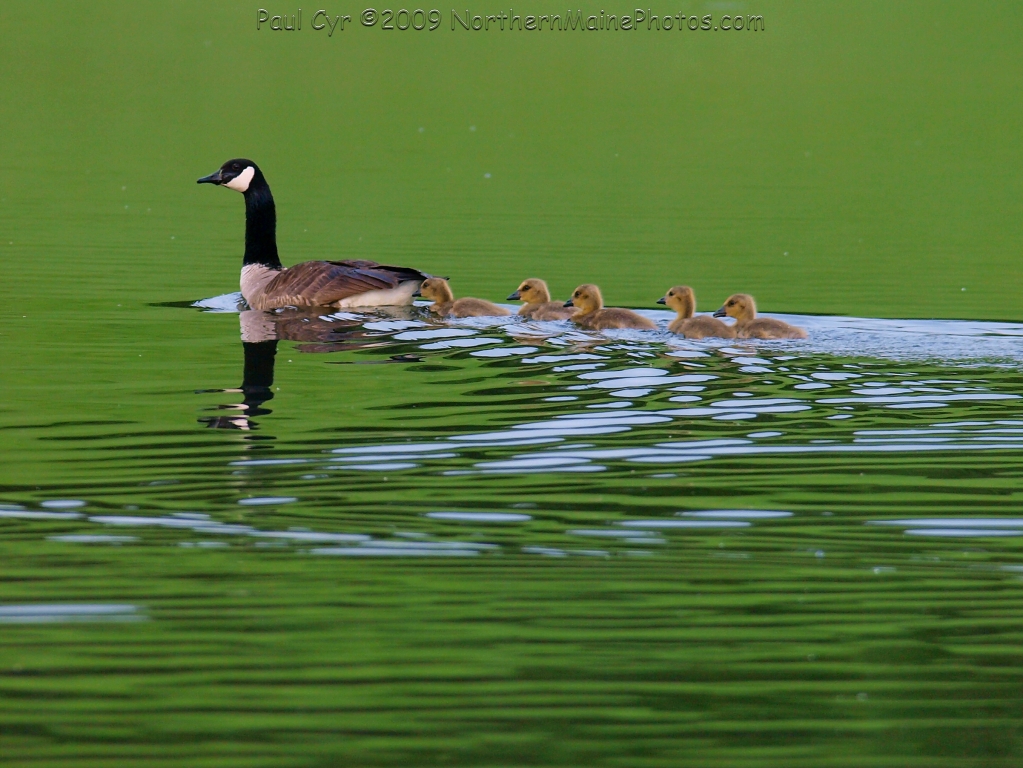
[713, 293, 757, 321]
[197, 159, 264, 194]
[414, 277, 454, 303]
[657, 286, 695, 317]
[564, 284, 603, 314]
[508, 278, 551, 303]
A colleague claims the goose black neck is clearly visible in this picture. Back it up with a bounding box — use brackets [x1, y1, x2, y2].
[243, 176, 281, 270]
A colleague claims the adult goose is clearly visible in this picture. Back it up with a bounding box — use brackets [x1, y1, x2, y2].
[198, 159, 428, 310]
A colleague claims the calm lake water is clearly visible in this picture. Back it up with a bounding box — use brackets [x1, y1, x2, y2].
[2, 2, 1022, 766]
[3, 302, 1023, 766]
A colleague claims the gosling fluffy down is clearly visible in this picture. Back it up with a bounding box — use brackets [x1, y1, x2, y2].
[508, 279, 577, 321]
[657, 286, 735, 339]
[415, 277, 511, 318]
[565, 284, 657, 331]
[713, 293, 808, 339]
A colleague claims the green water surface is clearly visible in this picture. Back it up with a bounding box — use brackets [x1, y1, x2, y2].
[2, 2, 1023, 766]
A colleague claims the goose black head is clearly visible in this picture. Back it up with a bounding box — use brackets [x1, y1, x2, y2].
[198, 159, 279, 269]
[197, 159, 262, 193]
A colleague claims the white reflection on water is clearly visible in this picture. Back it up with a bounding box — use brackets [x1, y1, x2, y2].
[868, 518, 1023, 538]
[196, 292, 1023, 362]
[421, 337, 499, 350]
[681, 510, 793, 519]
[89, 514, 369, 542]
[363, 320, 428, 332]
[394, 329, 477, 341]
[567, 529, 664, 538]
[522, 546, 613, 557]
[31, 503, 787, 559]
[49, 512, 523, 558]
[176, 301, 1023, 551]
[905, 529, 1023, 537]
[308, 330, 1023, 475]
[323, 412, 1023, 475]
[312, 540, 498, 557]
[237, 496, 297, 506]
[40, 499, 86, 509]
[47, 535, 136, 543]
[311, 547, 479, 557]
[0, 604, 142, 623]
[341, 462, 418, 471]
[619, 520, 751, 529]
[0, 509, 83, 520]
[426, 512, 532, 522]
[471, 346, 538, 358]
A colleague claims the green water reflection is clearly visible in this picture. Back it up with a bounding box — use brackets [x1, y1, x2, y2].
[3, 306, 1023, 766]
[2, 1, 1023, 765]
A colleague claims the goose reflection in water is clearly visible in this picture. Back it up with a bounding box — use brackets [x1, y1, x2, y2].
[200, 308, 420, 431]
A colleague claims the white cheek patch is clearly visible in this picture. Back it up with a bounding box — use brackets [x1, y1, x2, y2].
[224, 166, 255, 192]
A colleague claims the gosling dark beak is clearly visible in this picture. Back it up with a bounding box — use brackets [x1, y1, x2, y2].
[197, 169, 223, 185]
[656, 297, 666, 305]
[507, 291, 521, 301]
[713, 307, 726, 318]
[563, 299, 574, 308]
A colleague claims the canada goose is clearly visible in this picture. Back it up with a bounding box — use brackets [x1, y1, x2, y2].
[713, 293, 808, 339]
[657, 286, 735, 339]
[415, 277, 511, 318]
[508, 278, 577, 321]
[564, 284, 657, 330]
[197, 159, 427, 310]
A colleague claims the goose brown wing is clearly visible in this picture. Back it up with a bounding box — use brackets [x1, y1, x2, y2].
[264, 260, 426, 306]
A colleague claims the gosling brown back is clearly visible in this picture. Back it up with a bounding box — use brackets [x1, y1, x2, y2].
[566, 284, 657, 331]
[509, 278, 577, 321]
[658, 286, 735, 339]
[713, 293, 807, 340]
[418, 278, 511, 318]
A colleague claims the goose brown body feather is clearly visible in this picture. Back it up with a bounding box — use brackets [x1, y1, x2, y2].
[244, 260, 427, 311]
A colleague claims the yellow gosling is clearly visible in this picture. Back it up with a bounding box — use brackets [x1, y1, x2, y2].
[564, 284, 657, 331]
[508, 278, 577, 321]
[713, 293, 808, 340]
[415, 278, 511, 318]
[657, 286, 735, 339]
